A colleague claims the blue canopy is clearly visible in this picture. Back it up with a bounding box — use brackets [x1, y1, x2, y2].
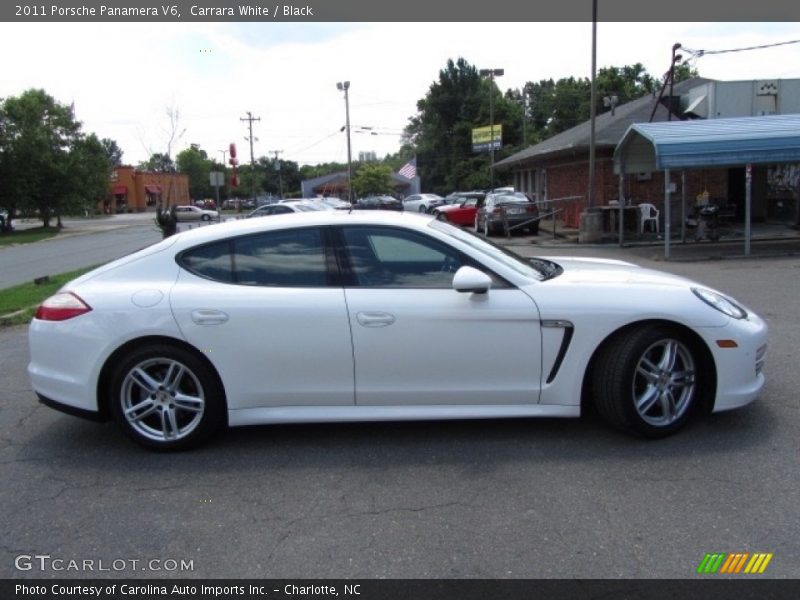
[614, 114, 800, 172]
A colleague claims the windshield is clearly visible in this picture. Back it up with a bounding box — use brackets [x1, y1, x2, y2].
[428, 219, 549, 281]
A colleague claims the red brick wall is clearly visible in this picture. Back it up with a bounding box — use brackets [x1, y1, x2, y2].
[537, 152, 729, 228]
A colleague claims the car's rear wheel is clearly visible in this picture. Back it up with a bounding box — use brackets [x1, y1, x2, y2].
[418, 205, 427, 213]
[110, 344, 226, 450]
[592, 326, 699, 438]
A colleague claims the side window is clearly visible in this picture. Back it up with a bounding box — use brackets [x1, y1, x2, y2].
[233, 228, 326, 287]
[342, 227, 464, 288]
[180, 240, 234, 283]
[179, 228, 327, 287]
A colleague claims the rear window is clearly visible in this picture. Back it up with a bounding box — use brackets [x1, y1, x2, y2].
[495, 194, 530, 203]
[179, 227, 327, 287]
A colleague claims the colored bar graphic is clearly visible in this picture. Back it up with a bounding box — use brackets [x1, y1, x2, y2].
[744, 553, 774, 574]
[698, 552, 773, 574]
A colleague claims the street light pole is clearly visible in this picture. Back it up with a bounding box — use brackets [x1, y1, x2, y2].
[479, 68, 504, 191]
[588, 0, 597, 209]
[336, 81, 353, 203]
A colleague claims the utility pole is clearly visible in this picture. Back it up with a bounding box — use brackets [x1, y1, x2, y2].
[588, 0, 597, 209]
[336, 82, 353, 203]
[522, 92, 530, 147]
[240, 111, 261, 206]
[270, 150, 284, 199]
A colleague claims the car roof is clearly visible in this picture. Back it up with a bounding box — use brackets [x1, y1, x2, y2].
[168, 209, 434, 249]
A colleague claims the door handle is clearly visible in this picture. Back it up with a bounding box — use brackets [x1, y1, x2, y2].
[356, 311, 396, 327]
[191, 309, 229, 325]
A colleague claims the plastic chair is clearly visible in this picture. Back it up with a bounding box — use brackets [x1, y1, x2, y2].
[638, 203, 660, 233]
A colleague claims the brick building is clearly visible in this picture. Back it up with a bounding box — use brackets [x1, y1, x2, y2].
[495, 77, 799, 229]
[107, 166, 189, 214]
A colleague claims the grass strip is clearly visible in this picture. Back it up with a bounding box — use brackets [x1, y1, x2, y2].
[0, 227, 60, 247]
[0, 264, 101, 326]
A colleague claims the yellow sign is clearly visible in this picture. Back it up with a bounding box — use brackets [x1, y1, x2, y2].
[472, 125, 503, 152]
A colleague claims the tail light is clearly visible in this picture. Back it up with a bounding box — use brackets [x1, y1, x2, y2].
[34, 292, 92, 321]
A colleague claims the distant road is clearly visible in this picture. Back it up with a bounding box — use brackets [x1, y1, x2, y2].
[0, 215, 162, 290]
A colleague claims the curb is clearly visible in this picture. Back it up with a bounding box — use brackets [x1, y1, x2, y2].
[0, 308, 30, 327]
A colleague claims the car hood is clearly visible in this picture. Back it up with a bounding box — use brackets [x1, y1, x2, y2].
[527, 256, 737, 327]
[543, 256, 698, 289]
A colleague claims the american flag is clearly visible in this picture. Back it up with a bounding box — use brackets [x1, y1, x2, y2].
[398, 157, 417, 179]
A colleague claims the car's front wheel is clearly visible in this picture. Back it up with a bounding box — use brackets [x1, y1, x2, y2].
[110, 344, 226, 450]
[201, 214, 211, 222]
[592, 326, 700, 438]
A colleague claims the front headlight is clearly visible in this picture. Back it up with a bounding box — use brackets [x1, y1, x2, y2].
[692, 287, 747, 319]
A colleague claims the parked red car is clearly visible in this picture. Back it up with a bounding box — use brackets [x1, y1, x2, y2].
[432, 194, 484, 226]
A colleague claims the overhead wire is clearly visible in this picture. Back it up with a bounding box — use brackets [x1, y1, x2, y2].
[682, 38, 800, 58]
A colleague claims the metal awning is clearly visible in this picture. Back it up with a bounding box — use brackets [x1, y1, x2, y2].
[614, 114, 800, 173]
[613, 114, 800, 258]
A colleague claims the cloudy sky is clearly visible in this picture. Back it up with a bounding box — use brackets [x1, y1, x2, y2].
[1, 21, 798, 167]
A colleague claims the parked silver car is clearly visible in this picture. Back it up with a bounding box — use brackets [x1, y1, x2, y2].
[173, 205, 219, 222]
[475, 192, 540, 236]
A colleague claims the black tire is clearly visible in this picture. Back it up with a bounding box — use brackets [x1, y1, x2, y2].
[592, 326, 700, 438]
[529, 220, 540, 235]
[109, 344, 226, 450]
[201, 214, 211, 222]
[418, 205, 427, 213]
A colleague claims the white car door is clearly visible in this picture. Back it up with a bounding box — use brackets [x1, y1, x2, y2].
[170, 226, 354, 409]
[402, 195, 421, 212]
[339, 225, 542, 406]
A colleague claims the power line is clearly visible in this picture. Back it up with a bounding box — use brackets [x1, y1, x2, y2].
[285, 129, 342, 156]
[683, 38, 800, 57]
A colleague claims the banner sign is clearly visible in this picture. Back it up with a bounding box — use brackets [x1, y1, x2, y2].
[472, 125, 502, 153]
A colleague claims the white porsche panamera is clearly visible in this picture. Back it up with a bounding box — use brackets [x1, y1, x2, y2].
[28, 211, 767, 450]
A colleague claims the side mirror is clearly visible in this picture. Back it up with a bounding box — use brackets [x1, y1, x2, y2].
[452, 266, 492, 294]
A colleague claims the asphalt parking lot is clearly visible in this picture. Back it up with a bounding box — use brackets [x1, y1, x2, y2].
[1, 248, 798, 580]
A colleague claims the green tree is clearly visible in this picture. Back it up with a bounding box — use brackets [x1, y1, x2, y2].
[176, 145, 212, 200]
[513, 62, 700, 145]
[101, 138, 124, 166]
[137, 152, 174, 173]
[66, 133, 113, 219]
[256, 156, 302, 199]
[403, 57, 520, 194]
[351, 164, 394, 197]
[0, 89, 81, 227]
